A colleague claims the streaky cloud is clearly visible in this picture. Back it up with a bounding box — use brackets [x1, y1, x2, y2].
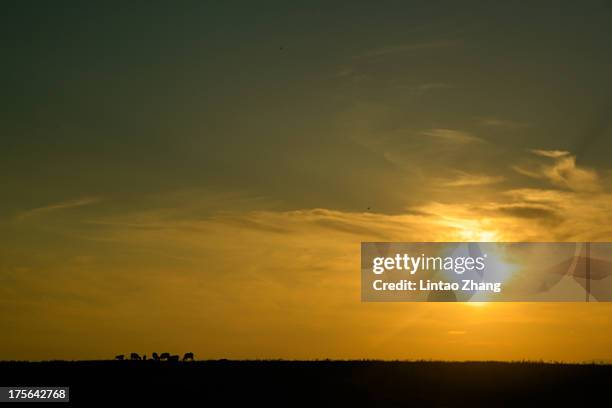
[530, 149, 571, 158]
[515, 150, 600, 192]
[441, 171, 505, 187]
[17, 197, 101, 220]
[478, 117, 529, 128]
[422, 128, 484, 144]
[356, 40, 460, 58]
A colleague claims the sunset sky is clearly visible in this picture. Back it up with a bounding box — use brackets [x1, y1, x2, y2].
[2, 2, 612, 361]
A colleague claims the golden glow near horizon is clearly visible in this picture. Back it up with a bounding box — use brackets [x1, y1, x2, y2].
[3, 158, 612, 362]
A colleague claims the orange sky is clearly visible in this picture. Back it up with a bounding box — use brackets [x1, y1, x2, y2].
[3, 163, 612, 361]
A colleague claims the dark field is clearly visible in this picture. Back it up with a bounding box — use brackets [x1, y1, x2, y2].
[1, 360, 610, 406]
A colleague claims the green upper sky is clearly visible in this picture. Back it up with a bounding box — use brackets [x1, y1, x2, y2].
[3, 1, 611, 215]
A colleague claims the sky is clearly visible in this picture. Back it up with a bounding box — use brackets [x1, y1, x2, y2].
[2, 1, 612, 361]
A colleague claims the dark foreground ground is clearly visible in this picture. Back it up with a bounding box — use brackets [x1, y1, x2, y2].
[1, 360, 611, 406]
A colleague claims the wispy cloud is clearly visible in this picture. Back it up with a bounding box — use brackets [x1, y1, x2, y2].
[512, 165, 543, 179]
[530, 149, 570, 158]
[422, 128, 484, 144]
[332, 67, 366, 82]
[356, 40, 460, 58]
[17, 197, 101, 220]
[514, 150, 599, 192]
[478, 117, 529, 128]
[543, 155, 599, 192]
[441, 171, 505, 187]
[408, 82, 453, 96]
